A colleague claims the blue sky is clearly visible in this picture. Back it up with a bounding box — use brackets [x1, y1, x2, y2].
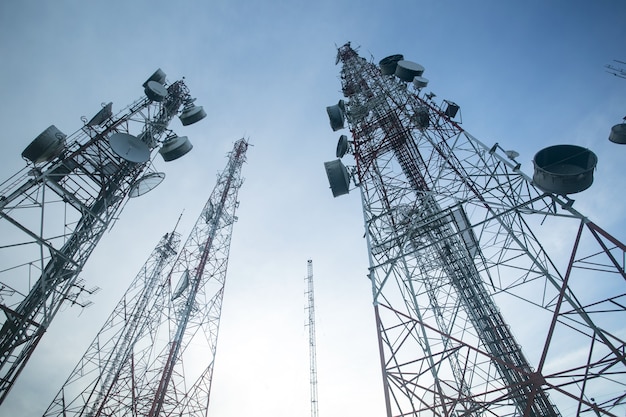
[0, 1, 625, 416]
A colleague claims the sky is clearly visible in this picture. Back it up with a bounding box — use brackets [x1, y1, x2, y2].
[0, 1, 625, 416]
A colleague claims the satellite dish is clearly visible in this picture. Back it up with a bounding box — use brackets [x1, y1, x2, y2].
[326, 101, 345, 131]
[87, 102, 113, 126]
[179, 104, 207, 126]
[324, 159, 350, 197]
[159, 136, 193, 161]
[336, 135, 349, 158]
[505, 150, 520, 160]
[22, 125, 66, 164]
[609, 123, 626, 144]
[172, 270, 190, 300]
[413, 76, 429, 89]
[144, 81, 168, 102]
[532, 144, 597, 195]
[143, 68, 166, 88]
[395, 60, 425, 82]
[109, 132, 150, 163]
[379, 54, 404, 75]
[129, 172, 165, 198]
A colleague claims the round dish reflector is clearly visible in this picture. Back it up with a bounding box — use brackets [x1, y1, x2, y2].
[326, 102, 345, 131]
[336, 135, 349, 158]
[143, 68, 166, 87]
[109, 133, 150, 163]
[159, 136, 193, 161]
[22, 125, 66, 164]
[379, 54, 404, 75]
[609, 123, 626, 144]
[87, 102, 113, 126]
[324, 159, 350, 197]
[144, 81, 168, 102]
[532, 144, 597, 195]
[129, 172, 166, 197]
[179, 105, 207, 126]
[395, 60, 425, 82]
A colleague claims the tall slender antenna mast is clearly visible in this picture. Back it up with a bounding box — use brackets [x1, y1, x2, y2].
[305, 259, 319, 417]
[43, 138, 249, 417]
[0, 68, 206, 403]
[324, 42, 625, 416]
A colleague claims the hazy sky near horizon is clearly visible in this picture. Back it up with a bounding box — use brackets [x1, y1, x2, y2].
[0, 1, 625, 416]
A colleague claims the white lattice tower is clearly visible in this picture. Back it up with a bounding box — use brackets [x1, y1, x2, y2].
[0, 71, 206, 403]
[326, 42, 626, 417]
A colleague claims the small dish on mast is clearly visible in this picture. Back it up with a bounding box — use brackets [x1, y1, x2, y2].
[144, 81, 168, 102]
[143, 68, 166, 88]
[179, 102, 207, 126]
[324, 159, 350, 197]
[22, 125, 66, 164]
[87, 102, 113, 126]
[326, 100, 346, 131]
[109, 132, 150, 163]
[336, 135, 349, 158]
[159, 135, 193, 161]
[129, 172, 166, 198]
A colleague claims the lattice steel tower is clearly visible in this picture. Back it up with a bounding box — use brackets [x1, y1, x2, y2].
[324, 42, 625, 416]
[44, 138, 249, 417]
[305, 259, 319, 417]
[0, 69, 207, 403]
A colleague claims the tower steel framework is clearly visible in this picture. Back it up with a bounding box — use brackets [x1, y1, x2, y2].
[43, 138, 249, 417]
[327, 43, 626, 416]
[0, 71, 205, 403]
[305, 259, 319, 417]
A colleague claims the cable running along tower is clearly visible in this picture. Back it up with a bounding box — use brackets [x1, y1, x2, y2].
[44, 138, 249, 417]
[0, 69, 206, 403]
[324, 43, 625, 416]
[305, 259, 319, 417]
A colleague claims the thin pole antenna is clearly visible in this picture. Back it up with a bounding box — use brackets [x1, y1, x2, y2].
[305, 259, 319, 417]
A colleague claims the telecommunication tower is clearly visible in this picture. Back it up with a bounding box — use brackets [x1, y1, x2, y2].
[0, 68, 207, 403]
[43, 138, 249, 417]
[305, 259, 319, 417]
[606, 60, 626, 145]
[324, 42, 625, 416]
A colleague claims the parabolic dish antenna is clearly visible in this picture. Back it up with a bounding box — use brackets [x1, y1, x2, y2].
[395, 60, 425, 82]
[609, 123, 626, 144]
[22, 125, 67, 164]
[413, 76, 429, 89]
[324, 159, 350, 197]
[532, 144, 597, 195]
[179, 105, 207, 126]
[379, 54, 404, 75]
[143, 68, 166, 88]
[145, 81, 168, 102]
[159, 136, 193, 161]
[87, 102, 113, 126]
[326, 100, 345, 131]
[129, 172, 166, 198]
[109, 132, 150, 163]
[336, 134, 349, 158]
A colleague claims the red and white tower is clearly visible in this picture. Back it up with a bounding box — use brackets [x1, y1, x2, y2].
[43, 138, 249, 416]
[0, 69, 206, 403]
[325, 42, 625, 416]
